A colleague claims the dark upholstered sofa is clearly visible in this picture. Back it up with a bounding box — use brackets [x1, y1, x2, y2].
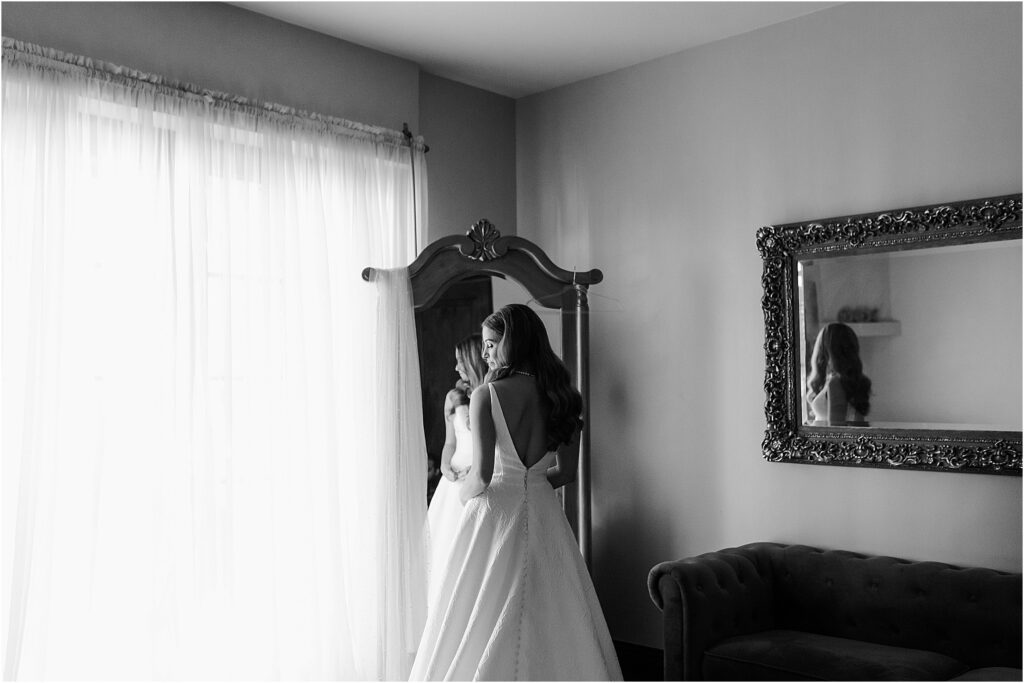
[648, 542, 1022, 681]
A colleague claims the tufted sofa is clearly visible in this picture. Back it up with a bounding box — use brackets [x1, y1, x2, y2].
[648, 542, 1022, 681]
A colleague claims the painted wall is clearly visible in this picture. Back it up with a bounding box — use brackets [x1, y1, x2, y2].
[516, 2, 1022, 649]
[419, 72, 516, 243]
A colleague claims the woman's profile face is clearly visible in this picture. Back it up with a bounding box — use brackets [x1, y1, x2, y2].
[810, 331, 824, 369]
[454, 352, 469, 382]
[481, 326, 502, 371]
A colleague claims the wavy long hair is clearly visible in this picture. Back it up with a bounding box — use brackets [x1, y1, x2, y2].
[482, 303, 582, 449]
[807, 322, 872, 416]
[448, 333, 487, 416]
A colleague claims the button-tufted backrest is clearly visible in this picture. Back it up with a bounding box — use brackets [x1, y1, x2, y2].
[741, 542, 1022, 669]
[650, 546, 777, 680]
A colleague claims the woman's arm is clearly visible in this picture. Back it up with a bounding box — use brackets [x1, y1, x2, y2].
[449, 405, 473, 479]
[547, 428, 580, 489]
[805, 385, 819, 422]
[439, 390, 459, 480]
[460, 385, 495, 504]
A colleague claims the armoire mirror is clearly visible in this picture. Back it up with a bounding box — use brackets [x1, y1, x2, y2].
[757, 194, 1022, 475]
[363, 220, 602, 564]
[414, 275, 562, 503]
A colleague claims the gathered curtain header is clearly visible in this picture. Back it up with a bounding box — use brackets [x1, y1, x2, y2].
[1, 36, 428, 153]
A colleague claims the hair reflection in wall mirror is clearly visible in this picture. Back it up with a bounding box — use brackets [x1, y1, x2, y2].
[759, 194, 1022, 475]
[802, 321, 873, 428]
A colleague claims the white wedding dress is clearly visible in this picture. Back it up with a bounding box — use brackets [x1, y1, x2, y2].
[427, 404, 474, 606]
[410, 384, 622, 681]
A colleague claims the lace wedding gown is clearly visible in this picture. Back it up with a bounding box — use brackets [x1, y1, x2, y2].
[427, 404, 474, 606]
[410, 384, 622, 681]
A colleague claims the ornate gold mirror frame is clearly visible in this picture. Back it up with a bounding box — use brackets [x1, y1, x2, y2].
[757, 194, 1022, 475]
[363, 220, 603, 565]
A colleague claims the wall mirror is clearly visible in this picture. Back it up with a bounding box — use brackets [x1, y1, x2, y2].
[363, 220, 602, 564]
[757, 194, 1022, 475]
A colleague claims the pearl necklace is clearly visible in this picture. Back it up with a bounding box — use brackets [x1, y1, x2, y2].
[513, 370, 534, 378]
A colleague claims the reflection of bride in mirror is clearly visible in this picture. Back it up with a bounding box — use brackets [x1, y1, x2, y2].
[806, 322, 872, 426]
[427, 333, 487, 605]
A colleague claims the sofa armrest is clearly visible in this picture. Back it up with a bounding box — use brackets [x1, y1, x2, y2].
[649, 549, 776, 680]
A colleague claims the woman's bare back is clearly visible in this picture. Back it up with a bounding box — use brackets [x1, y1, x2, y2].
[490, 376, 550, 468]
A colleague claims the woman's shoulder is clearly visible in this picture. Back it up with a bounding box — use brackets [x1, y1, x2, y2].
[445, 387, 470, 414]
[470, 383, 492, 404]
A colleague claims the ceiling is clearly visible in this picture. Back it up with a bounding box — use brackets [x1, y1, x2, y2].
[232, 2, 841, 98]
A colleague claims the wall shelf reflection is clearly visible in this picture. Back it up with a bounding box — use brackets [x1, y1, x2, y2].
[810, 320, 901, 338]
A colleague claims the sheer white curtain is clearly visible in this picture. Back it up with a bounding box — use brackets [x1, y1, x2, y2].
[1, 39, 428, 680]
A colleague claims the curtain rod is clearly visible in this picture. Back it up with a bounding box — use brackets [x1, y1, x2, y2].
[403, 123, 430, 154]
[2, 36, 429, 153]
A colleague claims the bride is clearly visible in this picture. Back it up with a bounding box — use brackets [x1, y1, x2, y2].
[410, 304, 622, 681]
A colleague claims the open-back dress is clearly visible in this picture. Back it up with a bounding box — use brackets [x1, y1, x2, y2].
[409, 383, 622, 681]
